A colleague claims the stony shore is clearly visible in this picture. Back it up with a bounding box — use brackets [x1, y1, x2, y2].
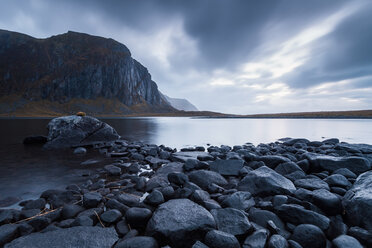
[1, 117, 372, 248]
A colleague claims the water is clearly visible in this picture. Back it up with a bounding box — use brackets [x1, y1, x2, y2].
[0, 117, 371, 206]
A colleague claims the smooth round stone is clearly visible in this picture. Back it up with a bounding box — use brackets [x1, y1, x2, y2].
[268, 234, 288, 248]
[332, 235, 363, 248]
[125, 207, 152, 229]
[291, 224, 326, 248]
[100, 209, 122, 223]
[144, 190, 164, 206]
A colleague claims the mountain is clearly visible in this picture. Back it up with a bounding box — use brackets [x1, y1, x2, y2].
[0, 30, 175, 116]
[163, 95, 198, 111]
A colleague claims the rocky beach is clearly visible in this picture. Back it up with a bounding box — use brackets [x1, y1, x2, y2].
[0, 116, 372, 248]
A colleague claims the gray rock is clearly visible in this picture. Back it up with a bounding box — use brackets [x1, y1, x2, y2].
[144, 190, 164, 206]
[61, 204, 85, 219]
[332, 235, 363, 248]
[306, 154, 371, 174]
[70, 216, 93, 226]
[211, 208, 251, 236]
[83, 192, 102, 208]
[248, 208, 286, 232]
[188, 170, 228, 190]
[192, 241, 209, 248]
[104, 165, 122, 176]
[275, 162, 304, 176]
[311, 189, 342, 215]
[243, 229, 269, 248]
[267, 235, 288, 248]
[100, 209, 122, 223]
[209, 159, 244, 176]
[4, 226, 117, 248]
[275, 204, 330, 230]
[324, 174, 351, 188]
[348, 226, 372, 247]
[115, 219, 130, 236]
[255, 155, 291, 169]
[168, 172, 189, 186]
[291, 224, 326, 248]
[294, 178, 330, 190]
[333, 168, 357, 179]
[146, 199, 215, 247]
[205, 230, 240, 248]
[125, 207, 152, 229]
[0, 224, 19, 246]
[44, 116, 120, 149]
[23, 198, 46, 210]
[115, 236, 158, 248]
[28, 216, 51, 231]
[343, 171, 372, 231]
[221, 191, 255, 211]
[238, 166, 296, 196]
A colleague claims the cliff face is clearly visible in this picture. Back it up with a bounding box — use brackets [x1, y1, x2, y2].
[0, 30, 174, 115]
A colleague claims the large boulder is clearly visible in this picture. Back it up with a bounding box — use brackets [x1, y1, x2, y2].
[146, 199, 215, 247]
[306, 154, 371, 174]
[343, 171, 372, 231]
[44, 115, 120, 149]
[238, 166, 296, 196]
[4, 226, 117, 248]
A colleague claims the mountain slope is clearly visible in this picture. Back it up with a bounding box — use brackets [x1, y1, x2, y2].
[0, 30, 175, 115]
[163, 95, 198, 111]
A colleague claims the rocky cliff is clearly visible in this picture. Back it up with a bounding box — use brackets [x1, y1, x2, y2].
[0, 30, 175, 116]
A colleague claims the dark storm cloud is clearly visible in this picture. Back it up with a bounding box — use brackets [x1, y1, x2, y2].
[284, 2, 372, 88]
[0, 0, 371, 113]
[22, 0, 347, 71]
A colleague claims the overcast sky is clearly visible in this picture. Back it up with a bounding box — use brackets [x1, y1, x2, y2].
[1, 0, 371, 114]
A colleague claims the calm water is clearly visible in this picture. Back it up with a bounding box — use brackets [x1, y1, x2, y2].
[0, 117, 371, 207]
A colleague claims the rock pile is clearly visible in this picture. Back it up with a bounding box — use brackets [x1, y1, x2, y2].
[1, 137, 372, 247]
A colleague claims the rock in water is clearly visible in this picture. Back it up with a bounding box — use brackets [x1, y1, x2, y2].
[4, 226, 117, 248]
[43, 115, 120, 149]
[238, 166, 296, 196]
[343, 171, 372, 231]
[146, 199, 215, 247]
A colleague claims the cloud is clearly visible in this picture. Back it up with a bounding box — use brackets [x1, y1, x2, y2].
[0, 0, 371, 114]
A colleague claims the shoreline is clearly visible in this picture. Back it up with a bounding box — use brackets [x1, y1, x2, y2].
[1, 137, 372, 247]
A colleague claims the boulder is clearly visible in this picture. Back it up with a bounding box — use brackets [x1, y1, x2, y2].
[209, 159, 244, 176]
[83, 192, 102, 208]
[311, 189, 342, 215]
[294, 178, 330, 190]
[306, 154, 371, 174]
[343, 171, 372, 231]
[275, 204, 330, 230]
[4, 226, 117, 248]
[332, 235, 363, 248]
[211, 208, 251, 236]
[43, 116, 120, 149]
[125, 207, 152, 230]
[188, 170, 228, 190]
[100, 209, 122, 223]
[243, 229, 269, 248]
[0, 224, 19, 246]
[146, 199, 215, 247]
[290, 224, 326, 248]
[204, 230, 240, 248]
[267, 235, 288, 248]
[238, 166, 296, 196]
[221, 191, 255, 211]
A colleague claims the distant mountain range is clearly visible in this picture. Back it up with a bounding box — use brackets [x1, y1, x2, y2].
[0, 29, 196, 116]
[163, 95, 198, 111]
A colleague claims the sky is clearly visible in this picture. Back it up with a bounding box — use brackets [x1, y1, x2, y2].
[0, 0, 372, 114]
